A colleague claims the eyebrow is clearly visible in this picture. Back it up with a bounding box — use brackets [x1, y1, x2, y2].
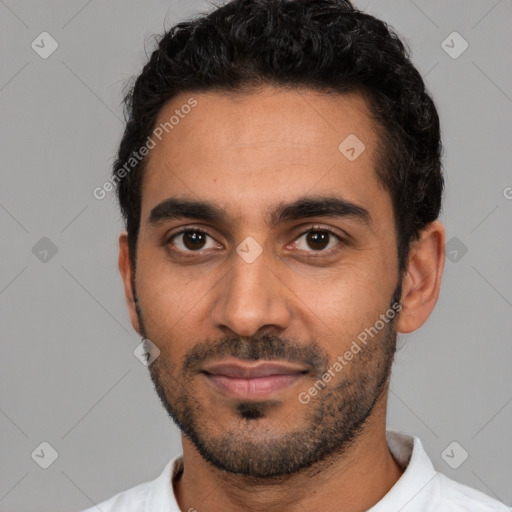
[148, 195, 371, 228]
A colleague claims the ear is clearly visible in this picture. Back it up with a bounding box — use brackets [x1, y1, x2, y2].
[396, 220, 446, 334]
[118, 232, 141, 334]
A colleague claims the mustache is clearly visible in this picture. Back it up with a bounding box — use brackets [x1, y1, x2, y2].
[183, 333, 329, 378]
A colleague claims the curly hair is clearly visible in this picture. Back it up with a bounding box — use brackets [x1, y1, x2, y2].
[114, 0, 443, 275]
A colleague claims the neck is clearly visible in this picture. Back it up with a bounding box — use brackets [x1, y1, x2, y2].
[173, 396, 403, 512]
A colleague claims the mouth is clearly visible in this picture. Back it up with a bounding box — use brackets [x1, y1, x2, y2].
[201, 359, 309, 400]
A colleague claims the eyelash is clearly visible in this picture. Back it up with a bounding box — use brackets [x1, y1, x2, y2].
[165, 225, 346, 255]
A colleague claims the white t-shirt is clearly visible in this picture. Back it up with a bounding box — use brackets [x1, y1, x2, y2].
[80, 430, 511, 511]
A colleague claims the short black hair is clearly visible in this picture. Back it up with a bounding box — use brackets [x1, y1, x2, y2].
[114, 0, 443, 275]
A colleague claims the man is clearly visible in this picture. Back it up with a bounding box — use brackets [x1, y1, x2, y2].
[83, 0, 511, 510]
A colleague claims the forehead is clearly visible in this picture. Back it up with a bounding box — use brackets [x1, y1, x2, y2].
[140, 87, 391, 226]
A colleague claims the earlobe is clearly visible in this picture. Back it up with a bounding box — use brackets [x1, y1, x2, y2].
[118, 232, 141, 334]
[396, 221, 446, 334]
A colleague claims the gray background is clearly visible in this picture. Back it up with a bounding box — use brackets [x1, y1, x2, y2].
[1, 1, 511, 510]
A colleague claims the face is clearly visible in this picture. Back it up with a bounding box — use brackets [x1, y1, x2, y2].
[129, 87, 403, 477]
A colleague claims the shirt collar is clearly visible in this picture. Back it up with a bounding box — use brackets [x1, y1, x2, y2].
[368, 429, 439, 511]
[145, 455, 183, 512]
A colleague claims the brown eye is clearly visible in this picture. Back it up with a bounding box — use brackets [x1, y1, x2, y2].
[306, 231, 330, 250]
[170, 230, 219, 252]
[182, 231, 206, 250]
[294, 229, 342, 252]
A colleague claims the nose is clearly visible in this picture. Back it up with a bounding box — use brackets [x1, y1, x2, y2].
[210, 248, 292, 338]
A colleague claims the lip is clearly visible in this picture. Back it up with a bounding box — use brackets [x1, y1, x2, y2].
[201, 359, 308, 400]
[202, 359, 308, 378]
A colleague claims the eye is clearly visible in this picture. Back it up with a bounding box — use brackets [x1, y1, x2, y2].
[168, 229, 220, 252]
[166, 227, 344, 254]
[293, 228, 343, 252]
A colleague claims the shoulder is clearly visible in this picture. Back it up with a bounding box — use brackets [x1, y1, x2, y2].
[383, 430, 511, 512]
[79, 480, 150, 512]
[77, 456, 181, 512]
[435, 472, 511, 511]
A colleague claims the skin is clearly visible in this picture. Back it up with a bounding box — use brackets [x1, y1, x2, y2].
[118, 87, 446, 512]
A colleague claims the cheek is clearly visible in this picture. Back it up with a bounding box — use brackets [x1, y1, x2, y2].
[293, 260, 396, 348]
[135, 252, 214, 336]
